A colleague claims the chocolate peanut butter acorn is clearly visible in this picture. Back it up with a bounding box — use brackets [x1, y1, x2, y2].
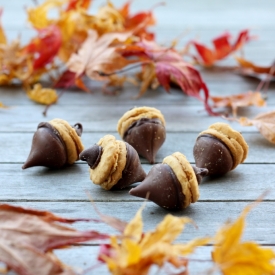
[129, 152, 208, 210]
[193, 122, 249, 176]
[22, 119, 84, 169]
[80, 135, 146, 190]
[117, 106, 166, 164]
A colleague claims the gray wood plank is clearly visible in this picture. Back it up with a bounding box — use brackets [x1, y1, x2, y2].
[1, 76, 274, 105]
[0, 105, 273, 133]
[0, 163, 274, 201]
[2, 201, 275, 245]
[0, 132, 273, 163]
[2, 1, 275, 30]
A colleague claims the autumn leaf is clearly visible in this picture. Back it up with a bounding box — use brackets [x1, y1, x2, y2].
[119, 1, 156, 40]
[24, 25, 62, 70]
[191, 30, 251, 66]
[99, 206, 209, 275]
[211, 91, 266, 117]
[65, 0, 92, 11]
[239, 110, 275, 144]
[212, 200, 275, 275]
[0, 101, 8, 108]
[0, 39, 33, 85]
[0, 204, 109, 275]
[27, 83, 58, 105]
[27, 0, 66, 29]
[0, 9, 6, 45]
[236, 56, 275, 77]
[120, 40, 217, 115]
[66, 29, 132, 81]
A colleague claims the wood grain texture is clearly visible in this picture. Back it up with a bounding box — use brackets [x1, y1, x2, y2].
[1, 0, 275, 273]
[2, 201, 275, 245]
[1, 163, 274, 201]
[1, 105, 274, 133]
[0, 132, 273, 163]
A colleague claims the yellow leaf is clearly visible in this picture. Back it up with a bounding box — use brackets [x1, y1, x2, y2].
[27, 84, 58, 105]
[101, 208, 207, 275]
[0, 9, 6, 45]
[27, 0, 66, 29]
[93, 1, 125, 35]
[123, 208, 143, 241]
[212, 202, 275, 275]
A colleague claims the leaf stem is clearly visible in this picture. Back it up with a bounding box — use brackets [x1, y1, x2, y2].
[97, 61, 151, 77]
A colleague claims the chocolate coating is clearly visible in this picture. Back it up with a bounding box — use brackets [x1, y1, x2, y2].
[79, 144, 103, 169]
[112, 143, 146, 190]
[193, 134, 234, 176]
[73, 123, 83, 137]
[22, 122, 67, 169]
[192, 166, 208, 184]
[123, 118, 166, 164]
[129, 164, 185, 210]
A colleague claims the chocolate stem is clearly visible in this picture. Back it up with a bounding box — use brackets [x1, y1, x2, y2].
[79, 144, 103, 169]
[73, 123, 83, 137]
[192, 166, 208, 185]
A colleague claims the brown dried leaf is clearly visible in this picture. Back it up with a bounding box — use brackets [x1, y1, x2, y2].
[66, 30, 132, 80]
[239, 110, 275, 144]
[211, 91, 266, 117]
[0, 204, 109, 275]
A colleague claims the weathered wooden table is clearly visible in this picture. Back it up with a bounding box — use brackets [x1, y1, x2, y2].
[1, 0, 275, 274]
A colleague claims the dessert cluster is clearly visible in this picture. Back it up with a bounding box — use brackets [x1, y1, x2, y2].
[23, 107, 249, 211]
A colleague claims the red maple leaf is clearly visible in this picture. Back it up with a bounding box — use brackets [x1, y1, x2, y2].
[191, 30, 252, 66]
[119, 1, 156, 40]
[120, 40, 217, 115]
[24, 25, 62, 70]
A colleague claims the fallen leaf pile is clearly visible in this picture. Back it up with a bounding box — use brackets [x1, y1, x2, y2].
[1, 0, 271, 115]
[1, 199, 274, 275]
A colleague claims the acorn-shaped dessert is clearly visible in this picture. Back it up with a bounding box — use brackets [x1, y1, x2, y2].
[117, 106, 166, 164]
[129, 152, 208, 210]
[193, 122, 249, 176]
[79, 135, 146, 190]
[22, 119, 84, 169]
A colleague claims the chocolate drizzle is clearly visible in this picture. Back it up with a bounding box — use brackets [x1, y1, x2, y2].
[22, 122, 67, 169]
[79, 144, 103, 169]
[193, 134, 234, 176]
[123, 118, 166, 164]
[129, 164, 186, 210]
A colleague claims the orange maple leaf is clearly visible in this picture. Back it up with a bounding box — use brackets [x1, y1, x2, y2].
[211, 91, 266, 117]
[236, 56, 275, 77]
[191, 30, 252, 66]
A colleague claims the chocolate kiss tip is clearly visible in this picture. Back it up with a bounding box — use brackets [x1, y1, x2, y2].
[73, 123, 83, 137]
[80, 144, 102, 169]
[22, 125, 67, 169]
